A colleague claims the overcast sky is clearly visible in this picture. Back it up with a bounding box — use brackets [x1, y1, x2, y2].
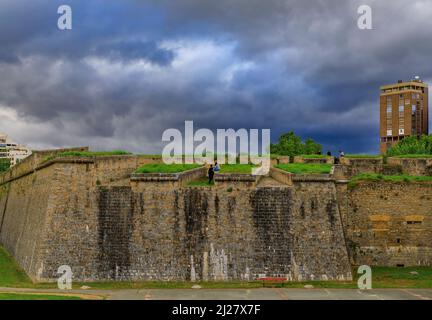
[0, 0, 431, 154]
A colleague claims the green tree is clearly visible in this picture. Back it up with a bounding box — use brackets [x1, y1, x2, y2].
[271, 131, 322, 156]
[387, 134, 432, 156]
[304, 138, 322, 155]
[0, 158, 10, 172]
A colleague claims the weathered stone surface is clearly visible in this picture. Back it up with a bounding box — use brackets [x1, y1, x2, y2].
[1, 153, 432, 282]
[338, 181, 432, 266]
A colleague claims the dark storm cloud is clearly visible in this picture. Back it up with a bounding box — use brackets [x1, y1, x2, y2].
[0, 0, 431, 154]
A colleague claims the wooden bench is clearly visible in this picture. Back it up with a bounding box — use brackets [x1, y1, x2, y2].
[256, 277, 287, 288]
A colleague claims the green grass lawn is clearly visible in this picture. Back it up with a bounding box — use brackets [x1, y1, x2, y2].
[219, 164, 256, 174]
[389, 154, 432, 158]
[369, 266, 432, 289]
[299, 154, 330, 159]
[135, 163, 202, 173]
[349, 173, 432, 188]
[275, 163, 332, 174]
[56, 150, 131, 157]
[0, 293, 83, 300]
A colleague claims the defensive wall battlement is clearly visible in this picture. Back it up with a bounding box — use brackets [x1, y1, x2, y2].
[0, 150, 431, 282]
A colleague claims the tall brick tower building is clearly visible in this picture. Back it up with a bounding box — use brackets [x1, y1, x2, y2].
[380, 77, 429, 153]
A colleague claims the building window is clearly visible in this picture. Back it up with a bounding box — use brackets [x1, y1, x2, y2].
[405, 215, 423, 225]
[398, 105, 405, 132]
[407, 220, 422, 225]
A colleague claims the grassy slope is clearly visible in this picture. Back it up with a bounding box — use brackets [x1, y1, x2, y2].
[275, 163, 332, 174]
[0, 246, 33, 287]
[187, 177, 214, 187]
[0, 293, 82, 300]
[219, 164, 256, 174]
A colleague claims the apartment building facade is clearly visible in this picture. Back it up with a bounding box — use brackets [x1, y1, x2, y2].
[380, 77, 429, 153]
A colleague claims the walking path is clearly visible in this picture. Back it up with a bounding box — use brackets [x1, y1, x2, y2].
[1, 287, 432, 300]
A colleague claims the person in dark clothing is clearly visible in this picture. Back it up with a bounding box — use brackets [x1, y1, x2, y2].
[327, 151, 332, 156]
[208, 165, 214, 184]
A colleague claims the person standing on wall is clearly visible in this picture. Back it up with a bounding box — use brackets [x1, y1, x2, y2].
[208, 164, 214, 184]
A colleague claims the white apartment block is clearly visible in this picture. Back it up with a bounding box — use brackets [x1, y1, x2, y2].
[0, 133, 32, 167]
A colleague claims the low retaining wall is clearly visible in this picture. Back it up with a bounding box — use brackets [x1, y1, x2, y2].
[269, 167, 293, 186]
[334, 158, 383, 179]
[333, 157, 432, 179]
[270, 156, 290, 166]
[214, 173, 260, 188]
[387, 157, 432, 176]
[130, 166, 207, 187]
[0, 151, 165, 187]
[293, 156, 334, 164]
[340, 158, 383, 175]
[292, 174, 333, 182]
[0, 147, 89, 185]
